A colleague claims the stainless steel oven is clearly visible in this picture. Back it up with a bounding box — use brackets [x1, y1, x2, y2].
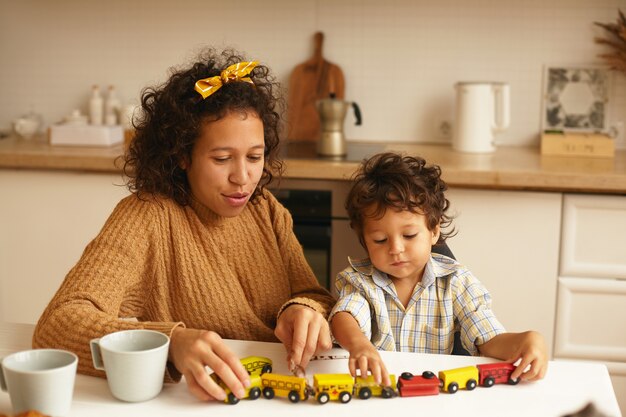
[271, 179, 366, 293]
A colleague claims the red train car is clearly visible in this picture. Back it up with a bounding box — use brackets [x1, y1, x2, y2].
[397, 371, 440, 397]
[476, 363, 519, 387]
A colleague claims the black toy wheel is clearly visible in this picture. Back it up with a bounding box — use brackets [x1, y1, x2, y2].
[382, 387, 395, 398]
[508, 377, 520, 385]
[467, 379, 477, 390]
[484, 377, 495, 387]
[288, 390, 300, 403]
[339, 391, 352, 403]
[261, 364, 272, 374]
[400, 372, 414, 380]
[359, 387, 372, 399]
[249, 387, 261, 399]
[422, 371, 436, 379]
[262, 387, 274, 399]
[448, 382, 459, 394]
[227, 392, 239, 404]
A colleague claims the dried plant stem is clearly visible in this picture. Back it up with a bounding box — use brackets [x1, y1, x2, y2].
[595, 10, 626, 73]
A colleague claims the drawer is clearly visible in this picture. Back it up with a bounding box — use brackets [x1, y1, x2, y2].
[561, 194, 626, 279]
[555, 277, 626, 363]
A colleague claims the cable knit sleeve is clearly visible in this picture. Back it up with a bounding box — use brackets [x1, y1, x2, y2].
[266, 193, 336, 319]
[32, 195, 184, 381]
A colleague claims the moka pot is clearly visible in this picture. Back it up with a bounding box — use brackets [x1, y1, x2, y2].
[316, 95, 362, 157]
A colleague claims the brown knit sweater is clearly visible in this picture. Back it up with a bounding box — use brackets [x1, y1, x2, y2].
[32, 191, 335, 380]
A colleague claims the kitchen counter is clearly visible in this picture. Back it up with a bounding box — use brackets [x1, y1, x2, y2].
[1, 135, 625, 194]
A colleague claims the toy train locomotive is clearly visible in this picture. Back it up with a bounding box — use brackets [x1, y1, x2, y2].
[211, 356, 520, 404]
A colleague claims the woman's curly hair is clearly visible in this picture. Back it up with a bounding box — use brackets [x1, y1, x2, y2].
[123, 48, 284, 206]
[345, 152, 455, 247]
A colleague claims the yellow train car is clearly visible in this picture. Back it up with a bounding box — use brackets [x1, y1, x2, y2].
[313, 373, 355, 404]
[354, 374, 398, 399]
[260, 373, 310, 403]
[210, 373, 263, 404]
[240, 356, 273, 375]
[438, 366, 479, 394]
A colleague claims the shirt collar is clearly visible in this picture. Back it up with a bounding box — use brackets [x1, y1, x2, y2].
[347, 254, 454, 289]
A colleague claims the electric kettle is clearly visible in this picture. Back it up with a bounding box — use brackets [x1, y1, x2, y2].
[316, 94, 362, 157]
[453, 82, 510, 153]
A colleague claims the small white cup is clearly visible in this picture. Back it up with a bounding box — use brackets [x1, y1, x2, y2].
[0, 349, 78, 417]
[13, 117, 40, 139]
[90, 329, 169, 402]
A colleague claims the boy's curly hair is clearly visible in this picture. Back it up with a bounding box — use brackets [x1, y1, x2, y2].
[123, 48, 284, 206]
[345, 152, 455, 247]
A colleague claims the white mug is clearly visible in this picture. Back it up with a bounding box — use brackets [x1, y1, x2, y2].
[0, 349, 78, 417]
[90, 329, 169, 402]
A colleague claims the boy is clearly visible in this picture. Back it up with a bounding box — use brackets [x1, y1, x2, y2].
[329, 152, 547, 387]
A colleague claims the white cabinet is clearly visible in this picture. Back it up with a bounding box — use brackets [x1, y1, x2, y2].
[561, 194, 626, 278]
[555, 277, 626, 362]
[446, 188, 562, 354]
[555, 194, 626, 416]
[0, 170, 129, 324]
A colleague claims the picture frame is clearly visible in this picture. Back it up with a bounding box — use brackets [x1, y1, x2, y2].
[541, 66, 610, 132]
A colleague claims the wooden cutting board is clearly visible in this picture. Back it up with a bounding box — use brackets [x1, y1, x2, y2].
[287, 32, 345, 141]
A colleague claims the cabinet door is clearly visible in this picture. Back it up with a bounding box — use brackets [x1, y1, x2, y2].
[446, 189, 562, 354]
[555, 277, 626, 363]
[0, 170, 129, 324]
[561, 194, 626, 279]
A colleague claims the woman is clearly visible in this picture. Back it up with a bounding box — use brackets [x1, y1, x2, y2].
[33, 49, 336, 402]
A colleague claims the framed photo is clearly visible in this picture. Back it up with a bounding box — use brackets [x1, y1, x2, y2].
[542, 66, 610, 132]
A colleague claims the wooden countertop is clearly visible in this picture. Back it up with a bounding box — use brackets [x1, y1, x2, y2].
[1, 135, 625, 194]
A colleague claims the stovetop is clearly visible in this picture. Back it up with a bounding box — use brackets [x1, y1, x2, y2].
[279, 141, 387, 162]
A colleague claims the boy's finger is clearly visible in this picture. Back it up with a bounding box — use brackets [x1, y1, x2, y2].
[348, 357, 357, 377]
[371, 362, 382, 385]
[358, 356, 369, 379]
[511, 356, 532, 381]
[381, 365, 391, 387]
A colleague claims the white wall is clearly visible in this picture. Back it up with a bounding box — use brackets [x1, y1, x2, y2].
[1, 0, 625, 146]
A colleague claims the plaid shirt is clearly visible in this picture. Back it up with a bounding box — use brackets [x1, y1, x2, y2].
[329, 254, 505, 355]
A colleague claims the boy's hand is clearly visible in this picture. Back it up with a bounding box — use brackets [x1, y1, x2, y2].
[348, 340, 391, 387]
[478, 330, 548, 382]
[507, 330, 548, 382]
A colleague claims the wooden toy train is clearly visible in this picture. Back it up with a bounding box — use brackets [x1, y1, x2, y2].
[210, 356, 520, 405]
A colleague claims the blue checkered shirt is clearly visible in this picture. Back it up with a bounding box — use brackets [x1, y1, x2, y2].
[329, 254, 505, 355]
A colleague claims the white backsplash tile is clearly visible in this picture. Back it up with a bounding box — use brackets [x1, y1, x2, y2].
[1, 0, 624, 147]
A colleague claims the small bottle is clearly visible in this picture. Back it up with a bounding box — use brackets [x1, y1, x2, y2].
[89, 85, 104, 125]
[104, 85, 121, 126]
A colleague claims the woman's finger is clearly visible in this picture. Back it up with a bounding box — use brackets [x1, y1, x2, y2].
[191, 365, 226, 401]
[289, 314, 308, 368]
[185, 372, 215, 401]
[210, 337, 251, 389]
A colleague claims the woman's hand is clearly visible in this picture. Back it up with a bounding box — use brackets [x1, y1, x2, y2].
[169, 327, 250, 401]
[274, 304, 332, 370]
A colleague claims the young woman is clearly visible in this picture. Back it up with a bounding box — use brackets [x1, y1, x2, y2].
[33, 49, 335, 402]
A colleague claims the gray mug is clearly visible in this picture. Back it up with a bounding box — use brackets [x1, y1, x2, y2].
[0, 349, 78, 416]
[90, 329, 169, 402]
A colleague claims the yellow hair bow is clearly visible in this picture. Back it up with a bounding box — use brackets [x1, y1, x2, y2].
[194, 61, 258, 99]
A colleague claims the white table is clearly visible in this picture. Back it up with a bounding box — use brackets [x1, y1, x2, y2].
[0, 322, 621, 417]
